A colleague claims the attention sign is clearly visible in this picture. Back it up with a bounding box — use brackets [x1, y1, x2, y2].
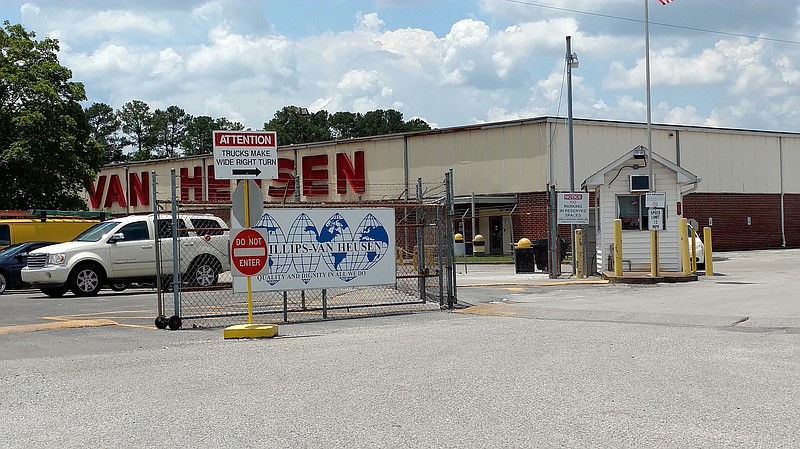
[213, 131, 278, 179]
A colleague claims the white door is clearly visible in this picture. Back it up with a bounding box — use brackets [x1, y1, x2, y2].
[109, 220, 155, 278]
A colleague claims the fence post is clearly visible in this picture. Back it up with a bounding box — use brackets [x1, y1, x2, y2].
[170, 168, 180, 317]
[416, 178, 425, 302]
[152, 171, 164, 322]
[436, 206, 445, 308]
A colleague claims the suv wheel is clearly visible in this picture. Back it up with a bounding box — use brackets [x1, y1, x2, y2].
[188, 259, 219, 287]
[69, 263, 104, 297]
[0, 272, 7, 294]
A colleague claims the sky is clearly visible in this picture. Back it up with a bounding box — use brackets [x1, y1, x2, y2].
[3, 0, 800, 132]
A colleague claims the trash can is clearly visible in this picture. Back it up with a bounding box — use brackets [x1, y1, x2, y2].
[472, 234, 486, 256]
[514, 238, 535, 273]
[533, 239, 549, 271]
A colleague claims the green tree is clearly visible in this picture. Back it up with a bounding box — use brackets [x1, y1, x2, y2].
[149, 105, 188, 158]
[182, 116, 245, 156]
[0, 22, 103, 210]
[118, 99, 153, 161]
[264, 106, 332, 145]
[85, 102, 125, 164]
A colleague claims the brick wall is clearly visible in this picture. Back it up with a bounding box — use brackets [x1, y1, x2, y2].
[683, 193, 799, 250]
[510, 192, 798, 251]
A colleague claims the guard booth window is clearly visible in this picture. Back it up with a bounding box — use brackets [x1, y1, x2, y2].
[617, 195, 649, 230]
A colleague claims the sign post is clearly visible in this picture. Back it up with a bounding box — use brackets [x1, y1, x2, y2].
[220, 132, 278, 340]
[645, 192, 666, 276]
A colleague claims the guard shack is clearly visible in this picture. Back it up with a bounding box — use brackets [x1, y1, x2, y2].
[582, 147, 700, 273]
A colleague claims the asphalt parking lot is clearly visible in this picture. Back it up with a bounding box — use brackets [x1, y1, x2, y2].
[1, 249, 798, 448]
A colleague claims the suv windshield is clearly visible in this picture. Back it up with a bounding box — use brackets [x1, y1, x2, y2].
[74, 221, 120, 242]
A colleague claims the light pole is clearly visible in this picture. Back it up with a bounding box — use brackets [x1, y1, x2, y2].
[566, 36, 579, 274]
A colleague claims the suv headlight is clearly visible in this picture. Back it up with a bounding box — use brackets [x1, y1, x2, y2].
[47, 253, 67, 266]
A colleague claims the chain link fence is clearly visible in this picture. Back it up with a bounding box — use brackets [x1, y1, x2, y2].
[152, 171, 455, 330]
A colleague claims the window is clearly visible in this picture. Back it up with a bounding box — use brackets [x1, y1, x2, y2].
[617, 195, 666, 231]
[618, 195, 647, 230]
[118, 221, 150, 241]
[0, 225, 10, 246]
[158, 219, 188, 238]
[191, 218, 224, 236]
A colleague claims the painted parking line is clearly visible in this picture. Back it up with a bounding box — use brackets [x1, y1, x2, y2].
[0, 319, 118, 335]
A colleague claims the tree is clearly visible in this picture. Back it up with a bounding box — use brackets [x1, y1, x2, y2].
[264, 106, 332, 145]
[0, 22, 103, 210]
[148, 105, 188, 158]
[118, 100, 153, 161]
[182, 116, 245, 156]
[85, 102, 125, 164]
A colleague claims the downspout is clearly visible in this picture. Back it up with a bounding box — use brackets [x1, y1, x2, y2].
[780, 137, 786, 247]
[404, 136, 410, 201]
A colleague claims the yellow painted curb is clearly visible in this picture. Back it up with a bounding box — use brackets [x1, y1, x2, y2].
[224, 324, 279, 339]
[0, 319, 118, 335]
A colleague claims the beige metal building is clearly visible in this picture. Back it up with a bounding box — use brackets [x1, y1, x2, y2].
[86, 117, 800, 254]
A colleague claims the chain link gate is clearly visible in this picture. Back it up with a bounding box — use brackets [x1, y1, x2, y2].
[152, 170, 456, 330]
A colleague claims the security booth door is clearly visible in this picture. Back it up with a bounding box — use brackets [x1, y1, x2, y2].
[489, 216, 504, 255]
[109, 220, 155, 278]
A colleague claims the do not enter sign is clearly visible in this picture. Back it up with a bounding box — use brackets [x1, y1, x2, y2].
[230, 228, 268, 277]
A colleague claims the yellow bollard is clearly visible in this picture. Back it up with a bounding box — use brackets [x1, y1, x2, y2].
[703, 227, 713, 276]
[650, 230, 659, 277]
[614, 219, 623, 277]
[679, 218, 691, 275]
[575, 228, 584, 278]
[690, 226, 697, 273]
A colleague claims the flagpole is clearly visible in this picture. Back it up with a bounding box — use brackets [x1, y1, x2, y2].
[645, 0, 659, 277]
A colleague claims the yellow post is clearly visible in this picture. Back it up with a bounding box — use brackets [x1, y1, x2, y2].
[679, 218, 690, 275]
[703, 226, 713, 276]
[613, 219, 623, 276]
[650, 230, 659, 277]
[243, 180, 254, 324]
[690, 226, 697, 273]
[575, 228, 584, 278]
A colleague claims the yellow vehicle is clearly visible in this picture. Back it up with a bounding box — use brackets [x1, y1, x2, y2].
[0, 218, 101, 249]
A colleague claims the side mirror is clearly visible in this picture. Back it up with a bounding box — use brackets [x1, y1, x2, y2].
[109, 233, 125, 243]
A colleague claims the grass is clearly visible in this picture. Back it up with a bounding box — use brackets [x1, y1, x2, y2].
[456, 255, 514, 264]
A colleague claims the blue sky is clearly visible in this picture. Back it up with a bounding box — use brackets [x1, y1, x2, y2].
[3, 0, 800, 132]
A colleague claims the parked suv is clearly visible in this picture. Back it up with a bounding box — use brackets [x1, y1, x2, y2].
[21, 214, 230, 297]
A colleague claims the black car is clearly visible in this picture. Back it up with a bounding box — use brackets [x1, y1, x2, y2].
[0, 241, 56, 294]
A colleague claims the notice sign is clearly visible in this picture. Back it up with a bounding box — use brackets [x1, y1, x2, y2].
[557, 192, 589, 225]
[648, 209, 664, 231]
[213, 131, 278, 180]
[645, 192, 666, 209]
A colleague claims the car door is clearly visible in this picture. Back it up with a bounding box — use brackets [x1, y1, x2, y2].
[109, 220, 155, 278]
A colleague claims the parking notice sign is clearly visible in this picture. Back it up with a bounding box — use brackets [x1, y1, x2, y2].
[648, 208, 664, 231]
[557, 192, 589, 225]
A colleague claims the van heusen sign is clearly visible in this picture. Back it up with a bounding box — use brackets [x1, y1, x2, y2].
[86, 151, 366, 210]
[232, 208, 396, 291]
[557, 192, 589, 225]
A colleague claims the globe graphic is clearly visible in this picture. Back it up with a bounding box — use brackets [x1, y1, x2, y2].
[255, 213, 289, 285]
[287, 213, 321, 283]
[351, 213, 389, 271]
[318, 213, 355, 278]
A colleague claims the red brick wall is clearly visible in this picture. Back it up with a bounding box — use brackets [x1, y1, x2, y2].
[683, 193, 800, 250]
[510, 192, 798, 252]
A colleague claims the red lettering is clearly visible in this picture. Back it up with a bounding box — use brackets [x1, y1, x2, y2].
[268, 158, 295, 198]
[180, 166, 203, 201]
[104, 174, 127, 208]
[129, 171, 150, 207]
[88, 176, 107, 209]
[336, 151, 365, 194]
[207, 166, 231, 202]
[302, 154, 329, 196]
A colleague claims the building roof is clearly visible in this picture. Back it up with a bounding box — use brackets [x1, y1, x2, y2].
[582, 145, 700, 190]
